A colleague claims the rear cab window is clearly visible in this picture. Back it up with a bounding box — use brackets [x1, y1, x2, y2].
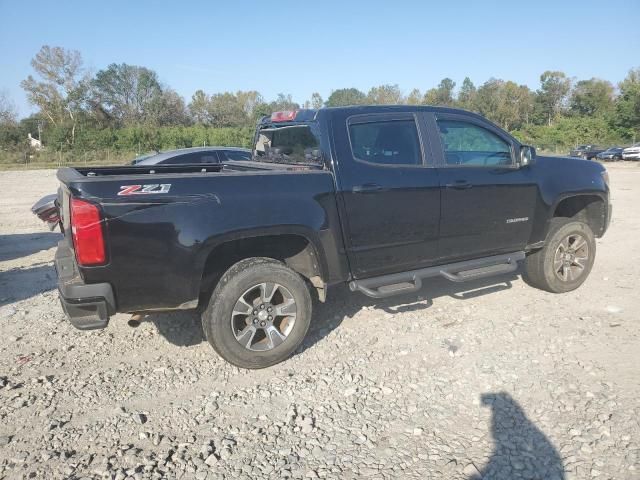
[254, 124, 323, 166]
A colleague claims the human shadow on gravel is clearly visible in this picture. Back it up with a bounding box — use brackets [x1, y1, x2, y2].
[469, 392, 565, 480]
[0, 264, 57, 306]
[0, 232, 61, 262]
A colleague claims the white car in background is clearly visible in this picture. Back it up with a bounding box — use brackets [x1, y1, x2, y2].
[622, 143, 640, 160]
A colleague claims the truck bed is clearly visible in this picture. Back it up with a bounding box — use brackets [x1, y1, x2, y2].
[55, 160, 344, 314]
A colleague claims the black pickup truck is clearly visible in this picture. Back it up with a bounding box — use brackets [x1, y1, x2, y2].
[46, 106, 611, 368]
[569, 145, 606, 160]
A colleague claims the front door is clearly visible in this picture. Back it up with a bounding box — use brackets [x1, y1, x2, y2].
[432, 114, 537, 261]
[332, 111, 441, 279]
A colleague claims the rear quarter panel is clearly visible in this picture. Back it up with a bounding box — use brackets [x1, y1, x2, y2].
[67, 170, 344, 312]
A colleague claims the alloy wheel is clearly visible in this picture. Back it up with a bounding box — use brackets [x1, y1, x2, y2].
[230, 282, 297, 351]
[553, 233, 589, 282]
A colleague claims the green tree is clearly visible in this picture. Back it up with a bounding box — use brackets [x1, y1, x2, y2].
[325, 88, 367, 107]
[475, 78, 504, 123]
[236, 90, 265, 119]
[614, 68, 640, 138]
[149, 89, 189, 126]
[20, 45, 90, 145]
[569, 78, 614, 117]
[269, 93, 299, 112]
[0, 90, 17, 124]
[424, 78, 456, 106]
[310, 92, 324, 109]
[406, 88, 423, 105]
[497, 82, 534, 130]
[208, 92, 247, 127]
[92, 63, 164, 125]
[457, 77, 477, 110]
[367, 84, 403, 104]
[536, 70, 571, 126]
[189, 90, 211, 124]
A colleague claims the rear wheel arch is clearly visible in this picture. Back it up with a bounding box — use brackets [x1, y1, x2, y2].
[197, 232, 327, 307]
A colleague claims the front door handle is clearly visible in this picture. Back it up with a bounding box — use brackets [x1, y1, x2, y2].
[352, 183, 386, 193]
[445, 180, 473, 190]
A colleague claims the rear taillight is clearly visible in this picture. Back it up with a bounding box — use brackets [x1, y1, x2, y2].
[71, 198, 106, 266]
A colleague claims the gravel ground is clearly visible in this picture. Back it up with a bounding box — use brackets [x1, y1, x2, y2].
[0, 164, 639, 480]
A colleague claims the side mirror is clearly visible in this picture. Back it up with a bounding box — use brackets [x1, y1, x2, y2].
[520, 145, 536, 167]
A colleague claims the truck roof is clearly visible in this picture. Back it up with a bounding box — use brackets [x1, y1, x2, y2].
[259, 104, 490, 128]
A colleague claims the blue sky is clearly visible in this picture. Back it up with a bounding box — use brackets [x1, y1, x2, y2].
[1, 0, 638, 117]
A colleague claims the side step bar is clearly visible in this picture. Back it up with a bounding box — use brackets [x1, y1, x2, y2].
[349, 251, 525, 299]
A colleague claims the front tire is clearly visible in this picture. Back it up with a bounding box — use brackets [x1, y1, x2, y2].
[202, 257, 312, 369]
[523, 218, 596, 293]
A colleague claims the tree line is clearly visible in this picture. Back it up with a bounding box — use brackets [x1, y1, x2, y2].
[0, 45, 639, 162]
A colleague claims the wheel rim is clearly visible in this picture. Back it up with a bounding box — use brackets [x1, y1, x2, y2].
[553, 233, 589, 282]
[230, 282, 297, 352]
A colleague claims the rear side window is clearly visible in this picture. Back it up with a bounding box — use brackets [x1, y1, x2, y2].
[437, 120, 512, 167]
[223, 150, 251, 161]
[161, 152, 219, 164]
[349, 120, 421, 166]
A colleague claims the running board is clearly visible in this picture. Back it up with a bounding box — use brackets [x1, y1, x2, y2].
[349, 252, 525, 299]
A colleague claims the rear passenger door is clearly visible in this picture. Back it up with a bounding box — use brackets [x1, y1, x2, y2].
[429, 113, 537, 261]
[332, 111, 441, 279]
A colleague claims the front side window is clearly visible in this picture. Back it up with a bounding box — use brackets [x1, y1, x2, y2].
[349, 120, 421, 166]
[437, 120, 512, 167]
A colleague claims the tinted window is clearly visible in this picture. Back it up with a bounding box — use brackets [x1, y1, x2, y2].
[349, 120, 421, 166]
[254, 125, 322, 165]
[223, 150, 251, 161]
[160, 152, 219, 164]
[437, 120, 512, 167]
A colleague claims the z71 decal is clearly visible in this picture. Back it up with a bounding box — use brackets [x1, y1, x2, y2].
[118, 184, 172, 196]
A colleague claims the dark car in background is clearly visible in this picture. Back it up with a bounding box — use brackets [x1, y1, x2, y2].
[569, 145, 605, 160]
[131, 147, 251, 166]
[596, 147, 624, 161]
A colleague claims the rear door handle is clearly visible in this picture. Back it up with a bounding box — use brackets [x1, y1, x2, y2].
[352, 183, 386, 193]
[445, 180, 473, 190]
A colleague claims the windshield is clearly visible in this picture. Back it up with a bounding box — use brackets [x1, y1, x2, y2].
[253, 125, 322, 165]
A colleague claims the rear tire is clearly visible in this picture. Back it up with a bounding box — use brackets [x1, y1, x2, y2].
[202, 257, 312, 369]
[523, 218, 596, 293]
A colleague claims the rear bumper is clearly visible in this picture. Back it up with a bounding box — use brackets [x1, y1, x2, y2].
[55, 241, 115, 330]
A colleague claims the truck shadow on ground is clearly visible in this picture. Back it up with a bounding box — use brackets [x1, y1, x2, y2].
[298, 269, 519, 354]
[145, 270, 518, 350]
[0, 232, 61, 262]
[0, 263, 57, 307]
[469, 392, 566, 480]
